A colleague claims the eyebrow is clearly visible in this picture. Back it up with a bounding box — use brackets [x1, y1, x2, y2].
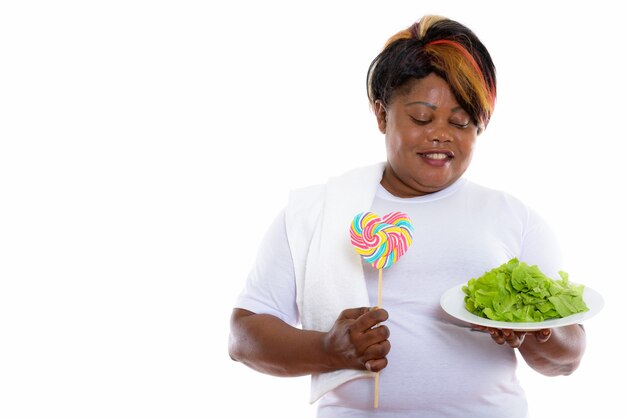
[405, 100, 435, 109]
[405, 101, 465, 113]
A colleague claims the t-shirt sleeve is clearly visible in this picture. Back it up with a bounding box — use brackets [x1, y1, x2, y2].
[233, 209, 299, 326]
[519, 207, 564, 280]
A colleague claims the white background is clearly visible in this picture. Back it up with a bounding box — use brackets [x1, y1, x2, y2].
[1, 1, 623, 417]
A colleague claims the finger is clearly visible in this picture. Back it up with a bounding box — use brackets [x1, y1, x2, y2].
[360, 324, 390, 345]
[502, 329, 518, 339]
[488, 328, 506, 345]
[353, 308, 389, 333]
[364, 357, 388, 373]
[471, 324, 488, 331]
[502, 329, 526, 348]
[361, 338, 391, 362]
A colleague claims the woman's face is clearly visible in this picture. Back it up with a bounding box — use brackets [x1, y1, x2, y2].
[376, 73, 480, 197]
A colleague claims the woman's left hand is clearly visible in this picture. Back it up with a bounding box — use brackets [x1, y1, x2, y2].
[473, 326, 552, 348]
[472, 324, 585, 375]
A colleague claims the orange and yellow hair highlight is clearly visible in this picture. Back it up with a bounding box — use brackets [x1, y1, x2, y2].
[367, 15, 497, 132]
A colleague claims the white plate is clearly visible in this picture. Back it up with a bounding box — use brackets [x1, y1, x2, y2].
[439, 283, 604, 330]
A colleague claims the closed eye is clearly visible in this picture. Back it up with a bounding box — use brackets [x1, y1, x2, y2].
[410, 116, 431, 125]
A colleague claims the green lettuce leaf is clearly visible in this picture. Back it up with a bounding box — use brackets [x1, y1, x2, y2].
[462, 258, 589, 322]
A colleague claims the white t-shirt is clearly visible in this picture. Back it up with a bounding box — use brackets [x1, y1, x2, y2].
[235, 178, 562, 417]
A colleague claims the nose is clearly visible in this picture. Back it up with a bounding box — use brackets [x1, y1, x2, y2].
[428, 122, 453, 143]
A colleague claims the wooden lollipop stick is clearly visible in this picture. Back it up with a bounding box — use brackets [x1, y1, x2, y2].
[350, 211, 414, 411]
[374, 372, 380, 408]
[377, 268, 383, 308]
[374, 268, 383, 409]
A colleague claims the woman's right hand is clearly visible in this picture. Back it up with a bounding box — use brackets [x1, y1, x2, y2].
[323, 307, 391, 372]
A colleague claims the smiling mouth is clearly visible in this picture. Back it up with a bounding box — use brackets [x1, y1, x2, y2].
[419, 152, 453, 160]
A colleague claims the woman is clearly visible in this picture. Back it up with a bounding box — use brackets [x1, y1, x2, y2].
[229, 15, 585, 417]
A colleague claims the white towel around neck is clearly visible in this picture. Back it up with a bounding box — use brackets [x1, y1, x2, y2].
[285, 162, 386, 403]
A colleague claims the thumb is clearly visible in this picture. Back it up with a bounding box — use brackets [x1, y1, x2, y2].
[534, 329, 552, 343]
[338, 307, 371, 320]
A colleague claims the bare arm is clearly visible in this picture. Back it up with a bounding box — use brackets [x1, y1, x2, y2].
[228, 307, 391, 377]
[517, 324, 586, 376]
[482, 324, 586, 376]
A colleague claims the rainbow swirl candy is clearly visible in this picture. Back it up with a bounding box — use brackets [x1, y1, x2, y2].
[350, 211, 413, 269]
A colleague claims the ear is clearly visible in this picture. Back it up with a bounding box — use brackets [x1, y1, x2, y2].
[374, 100, 387, 133]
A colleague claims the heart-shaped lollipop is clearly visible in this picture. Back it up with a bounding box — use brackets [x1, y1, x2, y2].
[349, 211, 413, 409]
[350, 211, 413, 269]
